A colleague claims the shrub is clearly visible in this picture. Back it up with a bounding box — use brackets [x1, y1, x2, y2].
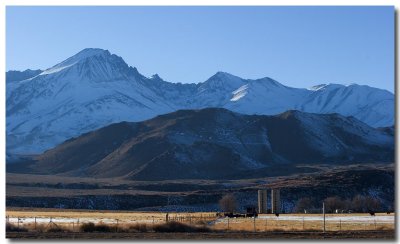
[79, 222, 114, 232]
[6, 223, 28, 232]
[295, 197, 314, 213]
[80, 222, 96, 232]
[324, 196, 345, 213]
[219, 194, 237, 213]
[153, 221, 209, 233]
[46, 226, 68, 233]
[194, 220, 208, 225]
[94, 223, 113, 232]
[125, 223, 148, 232]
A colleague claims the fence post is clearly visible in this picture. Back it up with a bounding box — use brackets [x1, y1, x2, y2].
[323, 202, 326, 233]
[253, 217, 256, 232]
[339, 219, 341, 231]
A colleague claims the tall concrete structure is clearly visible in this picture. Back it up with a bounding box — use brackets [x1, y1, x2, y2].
[257, 189, 267, 214]
[271, 189, 281, 214]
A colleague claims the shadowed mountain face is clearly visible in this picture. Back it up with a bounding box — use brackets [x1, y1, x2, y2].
[8, 108, 394, 180]
[6, 69, 43, 83]
[6, 48, 394, 155]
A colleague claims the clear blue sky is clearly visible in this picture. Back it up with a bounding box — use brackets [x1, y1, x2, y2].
[6, 6, 394, 92]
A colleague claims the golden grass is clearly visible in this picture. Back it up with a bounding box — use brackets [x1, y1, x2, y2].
[212, 215, 395, 232]
[6, 210, 394, 233]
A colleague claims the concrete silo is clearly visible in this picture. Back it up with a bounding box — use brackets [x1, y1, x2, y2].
[258, 189, 267, 214]
[271, 189, 281, 214]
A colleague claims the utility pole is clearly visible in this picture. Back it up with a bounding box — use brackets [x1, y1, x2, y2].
[323, 201, 326, 233]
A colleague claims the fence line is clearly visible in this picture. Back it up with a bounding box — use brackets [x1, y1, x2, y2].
[5, 214, 395, 233]
[215, 215, 395, 232]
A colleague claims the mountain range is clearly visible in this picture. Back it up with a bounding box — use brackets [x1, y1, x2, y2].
[7, 108, 394, 180]
[6, 48, 394, 155]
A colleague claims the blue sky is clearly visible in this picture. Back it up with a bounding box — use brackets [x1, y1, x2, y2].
[6, 6, 394, 92]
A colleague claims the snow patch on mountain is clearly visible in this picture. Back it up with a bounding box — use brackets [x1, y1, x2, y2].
[40, 63, 77, 76]
[231, 84, 249, 102]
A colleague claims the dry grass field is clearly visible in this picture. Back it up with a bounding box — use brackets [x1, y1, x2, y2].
[5, 209, 394, 237]
[212, 213, 394, 232]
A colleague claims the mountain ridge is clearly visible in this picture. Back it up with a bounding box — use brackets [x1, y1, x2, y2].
[7, 108, 394, 180]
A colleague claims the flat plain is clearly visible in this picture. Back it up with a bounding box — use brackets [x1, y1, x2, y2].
[6, 209, 395, 239]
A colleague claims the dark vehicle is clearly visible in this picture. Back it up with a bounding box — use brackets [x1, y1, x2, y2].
[245, 207, 258, 218]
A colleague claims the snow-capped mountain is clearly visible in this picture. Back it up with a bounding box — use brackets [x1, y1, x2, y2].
[7, 49, 176, 154]
[6, 48, 394, 154]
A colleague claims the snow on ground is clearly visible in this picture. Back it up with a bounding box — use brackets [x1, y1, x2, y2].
[216, 214, 394, 224]
[8, 217, 157, 225]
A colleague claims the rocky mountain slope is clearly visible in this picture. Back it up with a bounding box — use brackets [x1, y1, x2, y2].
[8, 108, 394, 180]
[6, 69, 42, 83]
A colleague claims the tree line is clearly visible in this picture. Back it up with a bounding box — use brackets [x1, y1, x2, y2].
[218, 193, 390, 214]
[295, 195, 388, 213]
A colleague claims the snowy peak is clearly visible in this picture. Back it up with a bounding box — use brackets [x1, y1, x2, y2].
[301, 82, 394, 127]
[75, 47, 110, 57]
[55, 48, 111, 67]
[252, 76, 284, 86]
[200, 71, 245, 90]
[39, 48, 133, 81]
